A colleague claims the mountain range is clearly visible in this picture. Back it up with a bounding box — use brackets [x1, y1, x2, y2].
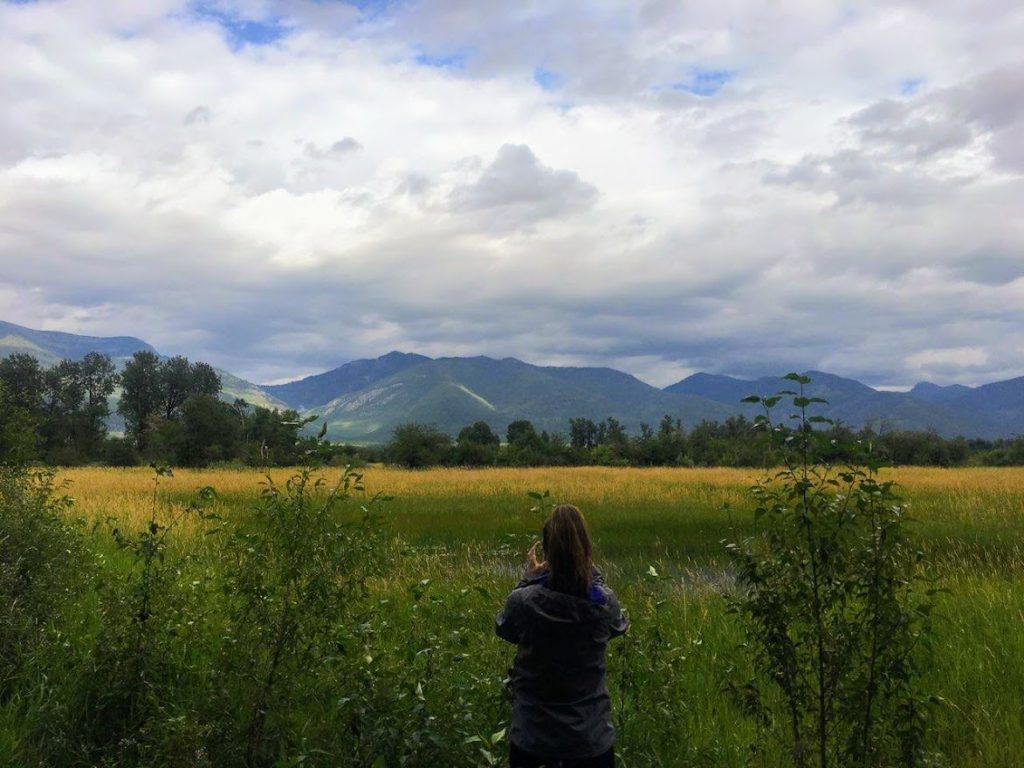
[2, 320, 1021, 442]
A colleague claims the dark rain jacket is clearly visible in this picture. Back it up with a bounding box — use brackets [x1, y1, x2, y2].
[495, 567, 629, 760]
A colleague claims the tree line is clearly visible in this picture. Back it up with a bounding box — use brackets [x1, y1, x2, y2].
[385, 415, 1024, 468]
[0, 351, 334, 467]
[3, 350, 1023, 469]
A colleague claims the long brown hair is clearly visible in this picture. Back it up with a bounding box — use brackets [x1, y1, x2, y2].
[542, 504, 593, 598]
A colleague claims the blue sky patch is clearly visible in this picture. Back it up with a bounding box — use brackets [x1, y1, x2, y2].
[190, 3, 290, 49]
[672, 68, 736, 97]
[900, 77, 925, 96]
[414, 49, 472, 70]
[343, 0, 401, 15]
[533, 67, 563, 92]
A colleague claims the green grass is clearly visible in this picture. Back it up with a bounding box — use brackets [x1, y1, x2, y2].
[2, 466, 1022, 766]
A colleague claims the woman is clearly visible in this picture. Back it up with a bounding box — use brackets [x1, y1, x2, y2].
[496, 504, 629, 768]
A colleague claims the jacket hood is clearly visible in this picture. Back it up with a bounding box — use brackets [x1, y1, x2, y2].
[523, 584, 614, 624]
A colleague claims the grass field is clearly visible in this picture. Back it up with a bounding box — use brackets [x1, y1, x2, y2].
[6, 465, 1024, 766]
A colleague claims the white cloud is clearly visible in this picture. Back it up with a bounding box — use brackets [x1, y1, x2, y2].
[0, 0, 1022, 388]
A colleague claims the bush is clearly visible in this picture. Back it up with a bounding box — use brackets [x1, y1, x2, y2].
[725, 374, 937, 767]
[0, 466, 84, 699]
[102, 436, 141, 467]
[387, 423, 452, 468]
[214, 465, 388, 766]
[53, 466, 220, 765]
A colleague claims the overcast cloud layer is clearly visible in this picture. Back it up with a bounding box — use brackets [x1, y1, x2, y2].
[1, 0, 1022, 387]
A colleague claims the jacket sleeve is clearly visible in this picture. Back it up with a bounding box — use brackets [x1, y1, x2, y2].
[514, 564, 552, 590]
[605, 589, 629, 639]
[495, 590, 523, 644]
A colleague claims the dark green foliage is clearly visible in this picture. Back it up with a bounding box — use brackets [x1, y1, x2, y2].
[216, 464, 387, 766]
[0, 353, 46, 413]
[455, 421, 501, 466]
[118, 351, 164, 452]
[0, 380, 39, 465]
[387, 423, 453, 468]
[505, 419, 539, 448]
[39, 354, 120, 463]
[175, 393, 241, 466]
[62, 467, 220, 763]
[118, 351, 223, 454]
[240, 402, 316, 466]
[101, 436, 142, 466]
[159, 356, 222, 421]
[458, 421, 501, 448]
[725, 375, 937, 767]
[0, 352, 119, 464]
[0, 466, 83, 699]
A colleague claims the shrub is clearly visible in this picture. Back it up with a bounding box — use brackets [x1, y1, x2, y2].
[0, 466, 83, 700]
[214, 464, 389, 766]
[387, 423, 452, 468]
[102, 436, 141, 466]
[725, 374, 937, 768]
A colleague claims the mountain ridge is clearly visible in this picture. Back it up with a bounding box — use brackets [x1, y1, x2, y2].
[2, 319, 1022, 441]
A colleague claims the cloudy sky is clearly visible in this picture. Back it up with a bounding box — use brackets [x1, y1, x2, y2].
[1, 0, 1022, 387]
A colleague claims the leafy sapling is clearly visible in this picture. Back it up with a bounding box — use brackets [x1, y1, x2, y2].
[725, 374, 937, 768]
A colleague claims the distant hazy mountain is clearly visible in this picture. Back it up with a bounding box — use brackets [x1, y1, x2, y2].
[307, 355, 736, 442]
[939, 377, 1024, 436]
[0, 319, 154, 366]
[0, 320, 286, 411]
[909, 381, 974, 404]
[665, 371, 1002, 438]
[4, 319, 1022, 441]
[264, 351, 431, 409]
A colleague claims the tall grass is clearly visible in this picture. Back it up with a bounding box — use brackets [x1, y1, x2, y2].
[1, 465, 1021, 766]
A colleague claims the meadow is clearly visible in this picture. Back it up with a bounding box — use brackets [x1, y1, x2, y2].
[4, 465, 1023, 767]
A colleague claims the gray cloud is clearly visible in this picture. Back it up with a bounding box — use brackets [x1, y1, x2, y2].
[184, 105, 213, 126]
[304, 137, 363, 160]
[449, 144, 598, 228]
[0, 1, 1023, 390]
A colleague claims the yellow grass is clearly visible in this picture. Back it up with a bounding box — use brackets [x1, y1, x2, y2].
[53, 465, 1024, 533]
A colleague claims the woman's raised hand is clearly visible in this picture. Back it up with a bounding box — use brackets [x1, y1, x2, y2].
[527, 540, 547, 576]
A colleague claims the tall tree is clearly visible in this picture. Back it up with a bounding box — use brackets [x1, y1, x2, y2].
[118, 350, 163, 451]
[568, 417, 598, 450]
[78, 352, 119, 454]
[190, 361, 221, 398]
[457, 421, 501, 447]
[40, 360, 85, 459]
[0, 354, 45, 414]
[176, 394, 241, 467]
[0, 380, 38, 464]
[160, 355, 194, 420]
[506, 419, 540, 448]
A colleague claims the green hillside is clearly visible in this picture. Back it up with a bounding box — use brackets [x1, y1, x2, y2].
[4, 319, 1021, 443]
[666, 370, 1002, 437]
[310, 356, 736, 442]
[0, 320, 155, 366]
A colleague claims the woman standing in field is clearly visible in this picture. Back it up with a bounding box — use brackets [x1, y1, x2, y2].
[496, 504, 629, 768]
